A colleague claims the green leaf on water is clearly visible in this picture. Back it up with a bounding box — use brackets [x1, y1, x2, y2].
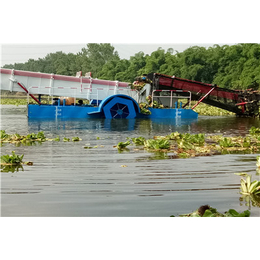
[234, 172, 249, 177]
[202, 209, 216, 217]
[53, 136, 60, 141]
[225, 209, 250, 217]
[132, 136, 146, 145]
[175, 206, 250, 217]
[72, 137, 80, 142]
[116, 141, 130, 149]
[225, 209, 239, 217]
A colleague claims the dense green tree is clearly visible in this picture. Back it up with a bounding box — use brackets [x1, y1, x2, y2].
[79, 43, 120, 77]
[159, 50, 180, 76]
[212, 44, 260, 89]
[98, 58, 127, 80]
[176, 46, 209, 81]
[139, 48, 166, 75]
[125, 51, 147, 81]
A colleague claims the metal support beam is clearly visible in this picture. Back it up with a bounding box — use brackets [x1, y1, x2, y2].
[191, 87, 215, 110]
[17, 82, 42, 105]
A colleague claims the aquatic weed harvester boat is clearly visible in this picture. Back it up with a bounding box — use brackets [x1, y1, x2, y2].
[1, 68, 260, 119]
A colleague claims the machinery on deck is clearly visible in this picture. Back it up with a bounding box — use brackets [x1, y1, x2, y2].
[144, 73, 260, 117]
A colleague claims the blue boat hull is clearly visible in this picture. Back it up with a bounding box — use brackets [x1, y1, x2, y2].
[28, 104, 198, 119]
[28, 94, 197, 119]
[144, 108, 198, 119]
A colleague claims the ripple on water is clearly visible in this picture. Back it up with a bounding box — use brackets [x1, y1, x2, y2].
[1, 107, 260, 217]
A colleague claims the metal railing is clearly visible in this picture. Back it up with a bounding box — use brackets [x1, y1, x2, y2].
[152, 90, 192, 108]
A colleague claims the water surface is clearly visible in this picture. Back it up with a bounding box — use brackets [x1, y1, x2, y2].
[1, 105, 260, 217]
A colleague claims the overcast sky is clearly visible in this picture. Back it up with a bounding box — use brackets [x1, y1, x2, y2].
[0, 1, 259, 67]
[1, 43, 218, 66]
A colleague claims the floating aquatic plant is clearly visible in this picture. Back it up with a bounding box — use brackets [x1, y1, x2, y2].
[116, 141, 130, 150]
[53, 136, 60, 141]
[0, 130, 9, 139]
[249, 126, 260, 136]
[36, 131, 46, 141]
[177, 139, 194, 150]
[218, 137, 236, 148]
[171, 205, 250, 217]
[84, 146, 93, 149]
[256, 156, 260, 176]
[234, 173, 260, 195]
[256, 156, 260, 168]
[26, 133, 38, 140]
[0, 151, 33, 168]
[1, 151, 24, 165]
[26, 131, 46, 141]
[131, 136, 146, 146]
[166, 132, 181, 140]
[177, 152, 191, 159]
[144, 139, 170, 150]
[180, 133, 205, 146]
[115, 128, 260, 158]
[72, 137, 81, 142]
[0, 130, 82, 145]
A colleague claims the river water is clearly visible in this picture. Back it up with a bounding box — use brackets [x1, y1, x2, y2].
[1, 105, 260, 217]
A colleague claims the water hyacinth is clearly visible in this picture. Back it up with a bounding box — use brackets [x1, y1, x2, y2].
[256, 156, 260, 176]
[139, 102, 152, 115]
[131, 137, 146, 145]
[1, 151, 33, 171]
[249, 126, 260, 135]
[256, 156, 260, 168]
[171, 205, 250, 217]
[144, 138, 170, 150]
[72, 137, 81, 142]
[193, 103, 235, 116]
[0, 130, 82, 145]
[116, 141, 130, 150]
[1, 131, 46, 144]
[234, 173, 260, 196]
[1, 151, 24, 165]
[115, 127, 260, 159]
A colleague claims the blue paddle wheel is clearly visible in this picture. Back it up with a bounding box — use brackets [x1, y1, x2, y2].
[88, 94, 140, 119]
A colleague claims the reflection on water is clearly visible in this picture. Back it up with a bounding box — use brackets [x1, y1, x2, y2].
[1, 106, 260, 217]
[27, 117, 199, 133]
[1, 164, 24, 173]
[137, 151, 178, 160]
[191, 116, 260, 135]
[240, 194, 260, 208]
[26, 116, 260, 137]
